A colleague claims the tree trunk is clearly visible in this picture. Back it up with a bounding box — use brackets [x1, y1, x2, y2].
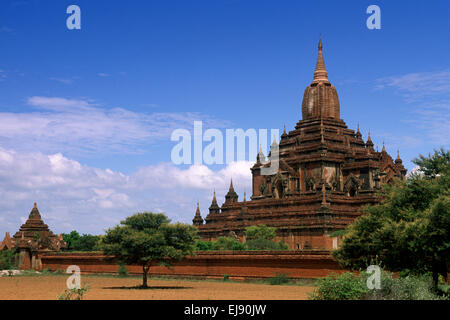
[432, 259, 439, 289]
[142, 264, 150, 288]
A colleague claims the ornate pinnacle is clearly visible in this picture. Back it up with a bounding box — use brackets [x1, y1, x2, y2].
[193, 201, 204, 226]
[366, 130, 374, 149]
[282, 125, 287, 137]
[395, 150, 403, 164]
[195, 201, 201, 215]
[313, 38, 329, 84]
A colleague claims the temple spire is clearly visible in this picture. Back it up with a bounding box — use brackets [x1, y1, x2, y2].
[192, 201, 204, 226]
[395, 150, 403, 164]
[224, 178, 239, 204]
[209, 190, 220, 214]
[313, 38, 329, 84]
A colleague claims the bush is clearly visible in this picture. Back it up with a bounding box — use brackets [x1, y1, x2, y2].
[309, 272, 368, 300]
[245, 238, 288, 251]
[231, 241, 246, 251]
[363, 272, 445, 300]
[212, 237, 245, 251]
[117, 263, 129, 277]
[0, 250, 16, 270]
[195, 240, 214, 251]
[58, 284, 90, 300]
[310, 270, 448, 300]
[268, 273, 290, 285]
[223, 274, 229, 281]
[245, 225, 276, 240]
[62, 231, 101, 251]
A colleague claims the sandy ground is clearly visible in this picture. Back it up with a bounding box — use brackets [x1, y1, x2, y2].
[0, 275, 315, 300]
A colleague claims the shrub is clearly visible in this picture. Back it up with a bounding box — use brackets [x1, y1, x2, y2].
[117, 263, 129, 277]
[245, 238, 288, 250]
[41, 267, 52, 274]
[195, 240, 214, 251]
[212, 237, 244, 251]
[268, 273, 290, 285]
[0, 250, 16, 270]
[231, 241, 246, 251]
[223, 274, 229, 281]
[311, 270, 448, 300]
[58, 284, 90, 300]
[245, 225, 276, 240]
[363, 273, 446, 300]
[53, 269, 63, 274]
[309, 272, 368, 300]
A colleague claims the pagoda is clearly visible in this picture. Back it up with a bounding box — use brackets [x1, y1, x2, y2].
[193, 40, 407, 250]
[0, 203, 66, 269]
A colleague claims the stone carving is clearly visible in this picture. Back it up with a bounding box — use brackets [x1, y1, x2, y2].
[305, 176, 315, 191]
[344, 174, 361, 196]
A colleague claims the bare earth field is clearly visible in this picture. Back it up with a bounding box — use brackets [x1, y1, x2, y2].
[0, 275, 315, 300]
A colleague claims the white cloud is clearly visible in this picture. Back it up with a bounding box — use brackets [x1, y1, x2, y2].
[376, 70, 450, 101]
[49, 77, 75, 85]
[27, 96, 93, 111]
[375, 70, 450, 147]
[0, 147, 252, 236]
[0, 96, 229, 156]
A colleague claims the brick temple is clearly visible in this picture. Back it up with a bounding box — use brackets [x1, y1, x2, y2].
[0, 203, 66, 269]
[193, 40, 407, 250]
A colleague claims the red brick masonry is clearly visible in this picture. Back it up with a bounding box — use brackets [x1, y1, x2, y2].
[41, 250, 345, 279]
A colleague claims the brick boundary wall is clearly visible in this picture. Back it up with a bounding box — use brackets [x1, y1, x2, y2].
[41, 250, 346, 280]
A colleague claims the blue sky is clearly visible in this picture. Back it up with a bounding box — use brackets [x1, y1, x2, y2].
[0, 0, 449, 236]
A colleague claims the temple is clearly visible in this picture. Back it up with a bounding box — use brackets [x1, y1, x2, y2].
[0, 203, 66, 269]
[193, 40, 407, 250]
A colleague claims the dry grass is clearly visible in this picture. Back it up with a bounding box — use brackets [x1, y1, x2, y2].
[0, 275, 315, 300]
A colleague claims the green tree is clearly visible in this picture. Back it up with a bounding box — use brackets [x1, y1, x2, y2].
[99, 212, 198, 288]
[333, 148, 449, 287]
[245, 224, 276, 240]
[244, 224, 288, 250]
[62, 231, 81, 250]
[195, 240, 214, 251]
[246, 238, 289, 250]
[62, 231, 100, 251]
[212, 237, 246, 250]
[0, 250, 16, 270]
[73, 234, 101, 251]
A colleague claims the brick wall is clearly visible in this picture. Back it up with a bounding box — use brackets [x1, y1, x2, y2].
[41, 250, 345, 280]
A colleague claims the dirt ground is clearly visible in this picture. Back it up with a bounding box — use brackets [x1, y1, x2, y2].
[0, 275, 315, 300]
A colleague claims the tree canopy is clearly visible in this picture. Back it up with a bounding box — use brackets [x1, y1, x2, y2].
[333, 148, 449, 286]
[62, 231, 100, 251]
[245, 224, 276, 241]
[245, 224, 288, 250]
[99, 212, 198, 287]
